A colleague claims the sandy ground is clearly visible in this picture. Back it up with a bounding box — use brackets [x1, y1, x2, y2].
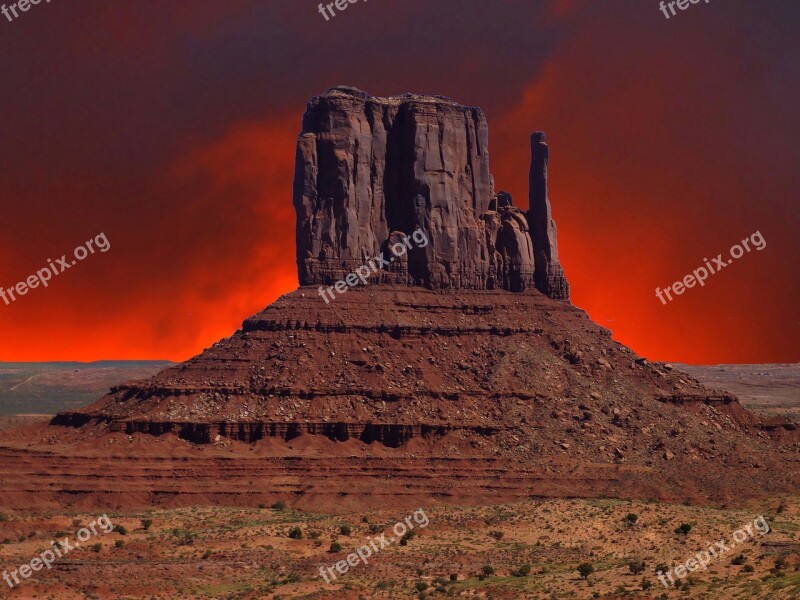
[1, 498, 799, 599]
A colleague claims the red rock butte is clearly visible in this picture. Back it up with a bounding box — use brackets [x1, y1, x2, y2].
[1, 87, 797, 511]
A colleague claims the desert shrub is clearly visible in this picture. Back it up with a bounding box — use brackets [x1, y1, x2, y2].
[482, 565, 494, 576]
[731, 553, 747, 565]
[287, 527, 303, 539]
[628, 558, 646, 574]
[114, 540, 125, 548]
[641, 577, 652, 590]
[90, 543, 102, 552]
[113, 525, 127, 535]
[0, 513, 9, 522]
[170, 528, 195, 545]
[449, 573, 458, 582]
[400, 530, 416, 546]
[339, 524, 352, 536]
[489, 530, 504, 540]
[272, 500, 287, 511]
[512, 564, 532, 577]
[141, 519, 153, 531]
[414, 581, 428, 591]
[743, 564, 754, 573]
[578, 563, 594, 579]
[772, 555, 789, 573]
[623, 513, 638, 525]
[329, 542, 342, 553]
[675, 523, 692, 535]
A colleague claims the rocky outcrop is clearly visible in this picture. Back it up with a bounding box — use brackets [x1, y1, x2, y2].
[48, 88, 798, 457]
[50, 414, 507, 447]
[294, 86, 568, 298]
[51, 284, 795, 447]
[528, 132, 570, 300]
[483, 191, 536, 292]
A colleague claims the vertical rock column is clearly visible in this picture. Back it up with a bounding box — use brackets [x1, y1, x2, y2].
[527, 132, 570, 300]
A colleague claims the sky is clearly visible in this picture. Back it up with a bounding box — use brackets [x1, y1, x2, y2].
[0, 0, 797, 364]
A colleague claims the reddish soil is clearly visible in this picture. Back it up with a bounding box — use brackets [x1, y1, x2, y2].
[1, 499, 799, 599]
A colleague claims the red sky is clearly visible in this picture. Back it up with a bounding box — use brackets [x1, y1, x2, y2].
[0, 0, 797, 364]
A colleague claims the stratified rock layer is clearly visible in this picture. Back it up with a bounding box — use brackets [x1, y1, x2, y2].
[52, 287, 796, 448]
[294, 86, 566, 297]
[32, 286, 799, 511]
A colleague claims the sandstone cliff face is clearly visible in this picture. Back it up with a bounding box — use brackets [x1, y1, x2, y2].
[294, 86, 568, 298]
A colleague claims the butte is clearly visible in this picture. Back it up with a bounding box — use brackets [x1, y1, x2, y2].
[2, 87, 797, 511]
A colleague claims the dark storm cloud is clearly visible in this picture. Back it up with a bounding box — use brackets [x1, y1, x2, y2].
[0, 0, 797, 361]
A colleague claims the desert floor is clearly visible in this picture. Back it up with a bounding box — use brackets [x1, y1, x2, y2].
[1, 496, 799, 599]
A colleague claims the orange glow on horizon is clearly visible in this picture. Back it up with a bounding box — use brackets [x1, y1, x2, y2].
[0, 2, 796, 366]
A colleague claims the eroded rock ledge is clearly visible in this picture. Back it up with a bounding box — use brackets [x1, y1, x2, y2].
[49, 414, 507, 447]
